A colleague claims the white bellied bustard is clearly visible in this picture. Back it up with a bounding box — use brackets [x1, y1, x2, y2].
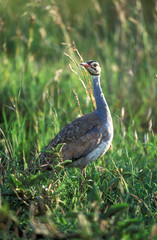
[32, 61, 113, 175]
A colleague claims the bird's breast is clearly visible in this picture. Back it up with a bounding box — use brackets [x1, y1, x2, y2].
[67, 136, 112, 169]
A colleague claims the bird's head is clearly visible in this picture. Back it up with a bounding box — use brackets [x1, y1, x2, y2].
[80, 60, 101, 76]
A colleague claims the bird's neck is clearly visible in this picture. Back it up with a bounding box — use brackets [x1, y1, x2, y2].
[92, 75, 111, 123]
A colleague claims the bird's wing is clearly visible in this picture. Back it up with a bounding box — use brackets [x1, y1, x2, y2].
[49, 111, 100, 147]
[34, 111, 104, 169]
[62, 124, 108, 161]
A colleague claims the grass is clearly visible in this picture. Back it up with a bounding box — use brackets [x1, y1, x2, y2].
[0, 0, 157, 239]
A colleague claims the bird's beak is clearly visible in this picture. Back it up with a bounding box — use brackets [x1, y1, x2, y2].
[80, 62, 92, 68]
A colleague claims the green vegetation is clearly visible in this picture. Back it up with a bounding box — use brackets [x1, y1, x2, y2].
[0, 0, 157, 239]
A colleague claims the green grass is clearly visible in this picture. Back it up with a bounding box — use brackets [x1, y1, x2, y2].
[0, 0, 157, 239]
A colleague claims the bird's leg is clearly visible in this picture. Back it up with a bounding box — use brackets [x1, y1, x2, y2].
[80, 167, 86, 178]
[78, 167, 86, 191]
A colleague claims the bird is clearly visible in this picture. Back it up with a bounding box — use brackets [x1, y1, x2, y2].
[32, 60, 113, 175]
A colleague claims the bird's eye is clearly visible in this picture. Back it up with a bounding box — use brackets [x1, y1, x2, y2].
[93, 64, 97, 68]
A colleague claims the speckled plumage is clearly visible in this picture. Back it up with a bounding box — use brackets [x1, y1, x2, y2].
[32, 60, 113, 171]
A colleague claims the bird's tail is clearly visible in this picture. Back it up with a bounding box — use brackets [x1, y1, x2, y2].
[28, 143, 70, 173]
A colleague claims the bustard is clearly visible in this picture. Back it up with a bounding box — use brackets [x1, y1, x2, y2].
[32, 61, 113, 174]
